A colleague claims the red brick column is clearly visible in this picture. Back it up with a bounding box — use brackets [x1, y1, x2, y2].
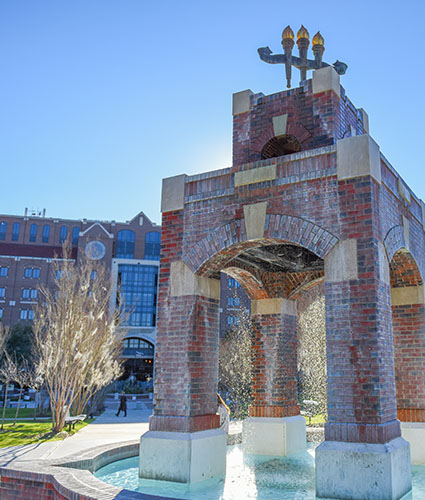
[393, 301, 425, 422]
[324, 159, 401, 443]
[150, 261, 221, 433]
[250, 298, 299, 418]
[324, 262, 400, 443]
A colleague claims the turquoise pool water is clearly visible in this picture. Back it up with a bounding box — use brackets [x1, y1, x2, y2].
[94, 444, 425, 499]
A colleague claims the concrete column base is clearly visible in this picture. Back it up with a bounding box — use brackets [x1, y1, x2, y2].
[139, 428, 227, 483]
[401, 422, 425, 464]
[242, 415, 306, 456]
[315, 437, 412, 500]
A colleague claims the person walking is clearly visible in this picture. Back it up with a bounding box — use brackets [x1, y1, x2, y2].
[116, 391, 127, 417]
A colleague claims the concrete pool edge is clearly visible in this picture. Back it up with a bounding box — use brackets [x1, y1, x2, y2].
[0, 440, 158, 500]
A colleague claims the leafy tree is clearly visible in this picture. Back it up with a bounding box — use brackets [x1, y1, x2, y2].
[6, 324, 34, 365]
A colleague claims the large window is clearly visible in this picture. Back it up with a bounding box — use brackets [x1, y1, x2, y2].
[24, 267, 40, 279]
[116, 230, 135, 259]
[0, 267, 8, 277]
[227, 277, 241, 288]
[0, 287, 5, 298]
[22, 289, 38, 300]
[12, 222, 20, 241]
[122, 338, 154, 355]
[144, 232, 161, 260]
[0, 222, 7, 240]
[20, 309, 34, 320]
[59, 225, 68, 244]
[118, 264, 158, 327]
[30, 223, 37, 242]
[72, 226, 79, 246]
[0, 309, 3, 319]
[42, 225, 50, 243]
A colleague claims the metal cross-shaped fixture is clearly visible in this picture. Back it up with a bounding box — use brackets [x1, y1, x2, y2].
[258, 25, 348, 89]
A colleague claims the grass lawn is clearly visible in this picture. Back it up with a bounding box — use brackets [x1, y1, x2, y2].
[1, 407, 51, 419]
[303, 414, 326, 426]
[0, 419, 93, 448]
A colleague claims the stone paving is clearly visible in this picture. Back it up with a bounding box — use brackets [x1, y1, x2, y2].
[0, 400, 152, 467]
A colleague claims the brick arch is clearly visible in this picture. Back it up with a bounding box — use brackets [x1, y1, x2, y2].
[251, 121, 311, 155]
[223, 267, 269, 300]
[390, 249, 423, 288]
[390, 248, 425, 423]
[383, 225, 406, 262]
[183, 215, 339, 276]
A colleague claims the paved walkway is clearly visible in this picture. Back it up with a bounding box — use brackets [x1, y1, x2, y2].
[0, 399, 243, 470]
[0, 402, 151, 467]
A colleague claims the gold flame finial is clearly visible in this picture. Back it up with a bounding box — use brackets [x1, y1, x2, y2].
[282, 25, 294, 41]
[297, 25, 310, 40]
[312, 31, 324, 46]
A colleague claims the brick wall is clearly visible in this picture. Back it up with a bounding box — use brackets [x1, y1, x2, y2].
[0, 476, 69, 500]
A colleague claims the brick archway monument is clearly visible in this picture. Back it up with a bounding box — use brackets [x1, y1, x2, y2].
[139, 67, 424, 499]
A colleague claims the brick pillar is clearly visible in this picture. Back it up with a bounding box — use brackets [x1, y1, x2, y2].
[393, 298, 425, 423]
[392, 286, 425, 464]
[150, 260, 221, 433]
[323, 239, 399, 442]
[316, 134, 412, 500]
[249, 298, 299, 418]
[243, 298, 306, 456]
[140, 176, 227, 484]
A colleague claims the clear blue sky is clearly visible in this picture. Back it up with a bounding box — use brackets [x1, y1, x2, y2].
[1, 0, 424, 225]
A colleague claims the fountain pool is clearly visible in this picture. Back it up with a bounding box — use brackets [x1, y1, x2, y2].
[95, 443, 425, 499]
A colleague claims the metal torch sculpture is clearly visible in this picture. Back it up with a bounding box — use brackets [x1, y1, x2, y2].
[258, 25, 347, 88]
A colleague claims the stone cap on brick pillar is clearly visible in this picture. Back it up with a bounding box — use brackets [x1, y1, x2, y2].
[169, 260, 220, 299]
[336, 134, 381, 184]
[251, 297, 297, 316]
[232, 89, 253, 115]
[312, 66, 340, 97]
[324, 239, 358, 282]
[161, 174, 187, 213]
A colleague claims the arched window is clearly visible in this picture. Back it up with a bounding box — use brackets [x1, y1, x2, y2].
[72, 226, 79, 246]
[116, 230, 135, 259]
[59, 225, 68, 244]
[261, 134, 302, 159]
[0, 222, 7, 240]
[144, 232, 161, 260]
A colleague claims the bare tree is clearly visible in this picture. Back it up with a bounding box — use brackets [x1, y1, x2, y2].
[12, 358, 32, 425]
[33, 244, 124, 433]
[0, 323, 9, 359]
[0, 352, 18, 431]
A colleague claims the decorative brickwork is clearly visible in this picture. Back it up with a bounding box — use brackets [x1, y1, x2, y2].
[223, 267, 269, 299]
[153, 72, 425, 457]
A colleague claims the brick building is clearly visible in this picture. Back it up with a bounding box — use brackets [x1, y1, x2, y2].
[219, 273, 250, 335]
[140, 65, 425, 499]
[0, 209, 161, 380]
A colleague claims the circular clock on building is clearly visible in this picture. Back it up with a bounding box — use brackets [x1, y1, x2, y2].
[84, 240, 106, 260]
